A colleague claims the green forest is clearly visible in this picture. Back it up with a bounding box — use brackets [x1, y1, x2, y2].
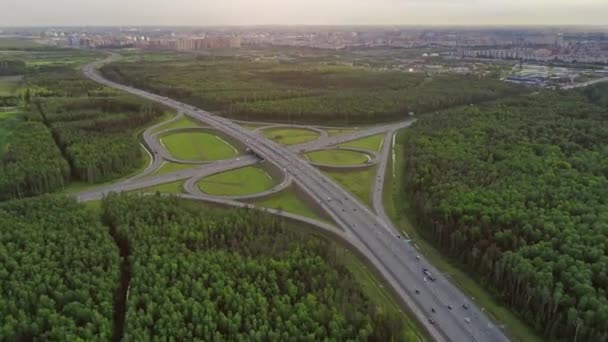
[0, 121, 70, 200]
[0, 42, 167, 200]
[100, 54, 523, 123]
[0, 196, 119, 340]
[31, 96, 164, 183]
[0, 194, 408, 340]
[400, 84, 608, 341]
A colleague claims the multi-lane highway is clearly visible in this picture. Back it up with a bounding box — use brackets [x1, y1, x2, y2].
[81, 57, 509, 342]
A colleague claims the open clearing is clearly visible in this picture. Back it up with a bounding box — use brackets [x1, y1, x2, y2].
[305, 149, 370, 166]
[323, 168, 376, 207]
[151, 162, 194, 176]
[198, 166, 275, 196]
[253, 189, 320, 220]
[339, 134, 385, 152]
[327, 128, 356, 137]
[262, 127, 320, 145]
[161, 131, 239, 161]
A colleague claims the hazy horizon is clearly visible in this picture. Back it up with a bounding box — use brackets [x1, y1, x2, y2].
[1, 0, 607, 27]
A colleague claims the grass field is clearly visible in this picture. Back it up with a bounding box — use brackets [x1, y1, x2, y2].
[305, 149, 370, 166]
[323, 168, 376, 207]
[340, 134, 385, 152]
[152, 115, 202, 133]
[240, 123, 265, 130]
[0, 110, 22, 120]
[384, 130, 541, 342]
[151, 162, 195, 176]
[161, 131, 239, 161]
[263, 127, 320, 145]
[0, 76, 22, 96]
[253, 189, 321, 220]
[198, 166, 275, 196]
[83, 200, 102, 215]
[138, 181, 184, 194]
[0, 48, 101, 70]
[327, 128, 356, 137]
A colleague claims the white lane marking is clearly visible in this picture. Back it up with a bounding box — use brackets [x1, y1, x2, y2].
[391, 132, 397, 178]
[378, 137, 386, 151]
[215, 136, 238, 154]
[160, 138, 168, 150]
[141, 143, 154, 169]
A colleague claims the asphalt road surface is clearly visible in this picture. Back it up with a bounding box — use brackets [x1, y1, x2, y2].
[82, 57, 510, 342]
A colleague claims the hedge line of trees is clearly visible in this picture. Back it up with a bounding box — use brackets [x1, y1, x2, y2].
[100, 59, 524, 124]
[0, 195, 120, 340]
[400, 86, 608, 341]
[102, 194, 405, 340]
[0, 121, 70, 200]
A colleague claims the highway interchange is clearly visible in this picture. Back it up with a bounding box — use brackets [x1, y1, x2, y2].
[79, 56, 510, 342]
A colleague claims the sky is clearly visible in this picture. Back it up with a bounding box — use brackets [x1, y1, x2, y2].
[1, 0, 607, 27]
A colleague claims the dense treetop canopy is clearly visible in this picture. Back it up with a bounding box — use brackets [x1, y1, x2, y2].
[401, 84, 608, 341]
[0, 196, 119, 340]
[0, 194, 408, 340]
[101, 55, 523, 124]
[102, 194, 405, 340]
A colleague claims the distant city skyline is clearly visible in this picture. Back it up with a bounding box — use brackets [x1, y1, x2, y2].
[1, 0, 607, 27]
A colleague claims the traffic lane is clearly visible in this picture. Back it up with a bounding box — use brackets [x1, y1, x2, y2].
[291, 120, 414, 153]
[76, 156, 259, 202]
[360, 129, 506, 340]
[307, 182, 493, 342]
[292, 177, 470, 341]
[282, 153, 501, 341]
